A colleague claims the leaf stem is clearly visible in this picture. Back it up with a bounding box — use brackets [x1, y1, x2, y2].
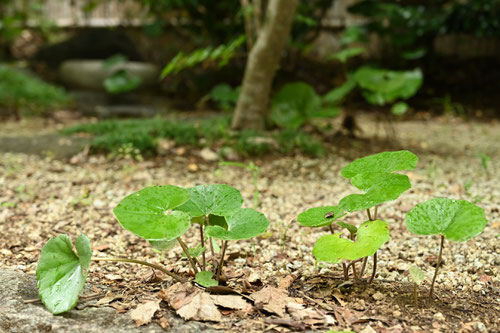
[199, 223, 206, 271]
[359, 257, 368, 278]
[367, 208, 373, 221]
[368, 251, 377, 284]
[177, 237, 199, 274]
[351, 261, 358, 281]
[92, 257, 187, 283]
[342, 262, 349, 280]
[429, 235, 444, 297]
[216, 240, 228, 282]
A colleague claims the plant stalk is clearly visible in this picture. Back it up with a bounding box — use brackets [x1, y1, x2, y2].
[177, 237, 199, 274]
[216, 240, 228, 282]
[367, 208, 373, 221]
[368, 251, 377, 283]
[352, 261, 358, 281]
[359, 257, 368, 278]
[429, 235, 445, 297]
[413, 283, 418, 307]
[92, 257, 187, 283]
[342, 262, 349, 280]
[199, 223, 206, 271]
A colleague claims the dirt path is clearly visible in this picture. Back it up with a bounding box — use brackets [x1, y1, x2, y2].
[0, 116, 498, 332]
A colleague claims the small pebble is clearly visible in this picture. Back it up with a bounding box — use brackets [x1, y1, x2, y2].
[472, 285, 482, 292]
[433, 312, 445, 321]
[477, 322, 487, 332]
[393, 310, 402, 317]
[372, 291, 385, 301]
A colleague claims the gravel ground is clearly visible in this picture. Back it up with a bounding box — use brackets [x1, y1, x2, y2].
[0, 115, 499, 332]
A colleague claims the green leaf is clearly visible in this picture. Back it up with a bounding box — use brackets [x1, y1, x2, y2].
[36, 234, 91, 314]
[353, 67, 423, 105]
[313, 220, 390, 263]
[323, 77, 357, 105]
[341, 150, 418, 179]
[205, 208, 270, 240]
[113, 185, 191, 241]
[181, 244, 206, 258]
[329, 47, 365, 63]
[103, 69, 141, 94]
[409, 266, 425, 284]
[391, 102, 408, 116]
[271, 82, 322, 129]
[195, 271, 218, 287]
[175, 184, 243, 218]
[149, 239, 177, 252]
[297, 206, 345, 227]
[336, 221, 358, 235]
[405, 198, 488, 242]
[340, 173, 411, 212]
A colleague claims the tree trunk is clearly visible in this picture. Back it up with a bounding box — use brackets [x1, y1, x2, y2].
[231, 0, 299, 130]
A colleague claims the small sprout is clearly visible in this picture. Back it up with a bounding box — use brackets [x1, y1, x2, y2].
[409, 265, 425, 307]
[195, 271, 218, 287]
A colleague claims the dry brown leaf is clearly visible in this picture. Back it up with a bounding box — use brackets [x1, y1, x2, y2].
[159, 282, 200, 310]
[251, 286, 293, 317]
[278, 275, 295, 290]
[177, 292, 222, 322]
[129, 299, 160, 327]
[332, 289, 346, 307]
[211, 295, 252, 311]
[95, 295, 123, 306]
[286, 302, 323, 321]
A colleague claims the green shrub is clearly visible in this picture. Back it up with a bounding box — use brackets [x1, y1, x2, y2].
[0, 64, 71, 116]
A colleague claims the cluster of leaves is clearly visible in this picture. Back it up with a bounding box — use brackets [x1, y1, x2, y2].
[298, 150, 488, 297]
[349, 0, 500, 60]
[36, 184, 270, 314]
[161, 35, 245, 78]
[209, 83, 240, 111]
[0, 64, 71, 116]
[325, 66, 423, 116]
[299, 151, 418, 275]
[62, 116, 325, 158]
[270, 82, 341, 130]
[102, 55, 142, 94]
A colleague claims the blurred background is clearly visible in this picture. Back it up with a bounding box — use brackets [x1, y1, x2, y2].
[0, 0, 499, 159]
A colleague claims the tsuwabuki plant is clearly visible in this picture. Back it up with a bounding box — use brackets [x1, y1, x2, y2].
[298, 150, 418, 282]
[36, 184, 269, 314]
[405, 198, 488, 297]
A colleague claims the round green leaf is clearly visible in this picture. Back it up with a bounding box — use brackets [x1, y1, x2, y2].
[297, 206, 345, 227]
[113, 185, 191, 241]
[174, 184, 243, 218]
[205, 208, 270, 240]
[339, 173, 411, 212]
[195, 271, 218, 287]
[341, 150, 418, 179]
[409, 266, 425, 284]
[36, 234, 91, 314]
[313, 220, 390, 263]
[405, 198, 488, 242]
[391, 102, 408, 116]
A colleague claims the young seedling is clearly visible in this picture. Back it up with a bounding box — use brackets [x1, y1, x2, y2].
[36, 184, 270, 314]
[409, 266, 425, 307]
[406, 198, 488, 297]
[298, 150, 418, 282]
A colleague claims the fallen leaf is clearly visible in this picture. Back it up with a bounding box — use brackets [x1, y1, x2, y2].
[159, 282, 199, 310]
[211, 295, 252, 311]
[177, 292, 222, 322]
[332, 289, 346, 307]
[278, 275, 295, 290]
[286, 302, 323, 321]
[95, 295, 123, 306]
[129, 299, 160, 326]
[251, 286, 293, 317]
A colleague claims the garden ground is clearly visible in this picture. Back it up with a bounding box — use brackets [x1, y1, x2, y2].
[0, 114, 499, 332]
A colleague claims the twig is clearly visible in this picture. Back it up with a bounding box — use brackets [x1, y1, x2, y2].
[92, 257, 187, 283]
[429, 235, 445, 297]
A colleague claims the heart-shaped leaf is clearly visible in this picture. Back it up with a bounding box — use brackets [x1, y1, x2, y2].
[313, 220, 390, 263]
[339, 173, 411, 212]
[195, 271, 218, 287]
[175, 184, 243, 218]
[36, 234, 91, 314]
[297, 206, 345, 227]
[341, 150, 418, 179]
[405, 198, 488, 242]
[113, 185, 191, 241]
[205, 208, 269, 240]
